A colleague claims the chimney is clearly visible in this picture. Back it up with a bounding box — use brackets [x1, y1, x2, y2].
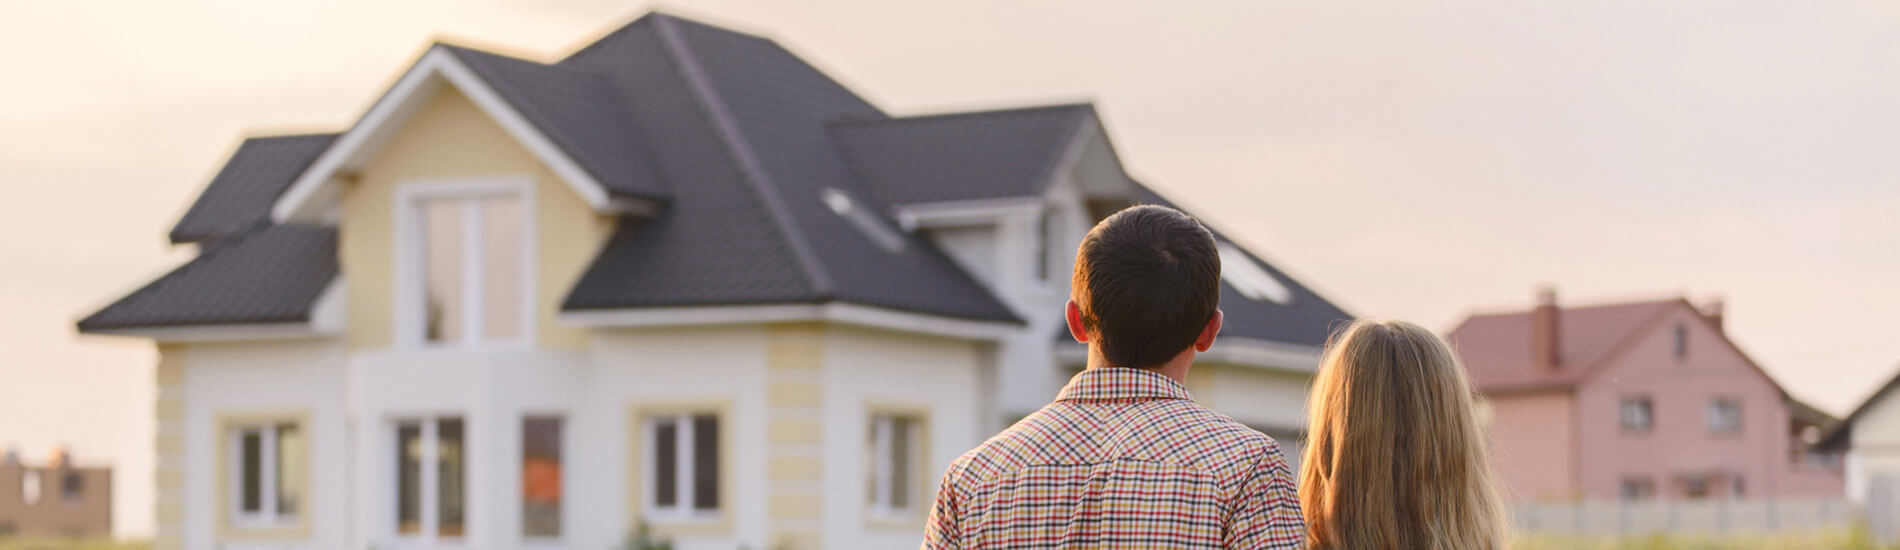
[1702, 298, 1725, 332]
[1531, 287, 1560, 370]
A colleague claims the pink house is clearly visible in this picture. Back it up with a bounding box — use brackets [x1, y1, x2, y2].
[1448, 290, 1842, 501]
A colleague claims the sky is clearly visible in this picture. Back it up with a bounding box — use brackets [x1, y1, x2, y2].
[2, 0, 1897, 538]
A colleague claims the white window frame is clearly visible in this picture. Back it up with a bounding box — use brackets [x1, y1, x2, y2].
[393, 176, 537, 350]
[227, 423, 298, 528]
[867, 413, 922, 518]
[642, 413, 721, 522]
[391, 416, 468, 544]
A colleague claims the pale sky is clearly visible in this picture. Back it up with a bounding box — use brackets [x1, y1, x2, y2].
[3, 0, 1896, 538]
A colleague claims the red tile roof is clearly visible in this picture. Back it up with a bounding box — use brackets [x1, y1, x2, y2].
[1448, 299, 1676, 393]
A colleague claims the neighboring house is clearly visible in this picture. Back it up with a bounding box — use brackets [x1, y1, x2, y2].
[1448, 290, 1841, 502]
[1817, 364, 1900, 504]
[0, 448, 112, 537]
[77, 12, 1350, 550]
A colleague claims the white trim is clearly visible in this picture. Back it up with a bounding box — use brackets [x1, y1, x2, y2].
[228, 424, 298, 529]
[272, 47, 617, 223]
[891, 197, 1045, 232]
[1053, 336, 1321, 372]
[642, 413, 721, 522]
[393, 176, 537, 350]
[86, 322, 333, 343]
[560, 302, 1019, 341]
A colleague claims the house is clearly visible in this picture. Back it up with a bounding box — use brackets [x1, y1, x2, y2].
[77, 12, 1351, 550]
[0, 448, 112, 537]
[1447, 289, 1841, 502]
[1817, 364, 1900, 504]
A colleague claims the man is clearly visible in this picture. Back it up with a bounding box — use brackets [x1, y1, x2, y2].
[923, 205, 1303, 549]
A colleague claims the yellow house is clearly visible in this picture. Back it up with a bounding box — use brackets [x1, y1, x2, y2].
[79, 11, 1352, 550]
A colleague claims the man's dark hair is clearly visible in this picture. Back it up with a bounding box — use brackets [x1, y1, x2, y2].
[1072, 204, 1221, 368]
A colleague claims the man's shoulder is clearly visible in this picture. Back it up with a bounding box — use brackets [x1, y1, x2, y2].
[1149, 400, 1288, 467]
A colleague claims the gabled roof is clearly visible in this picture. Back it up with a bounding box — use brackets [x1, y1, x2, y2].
[82, 11, 1352, 338]
[830, 104, 1095, 206]
[170, 134, 336, 244]
[439, 45, 668, 203]
[1818, 364, 1900, 450]
[79, 224, 337, 331]
[1450, 299, 1676, 393]
[1449, 297, 1801, 400]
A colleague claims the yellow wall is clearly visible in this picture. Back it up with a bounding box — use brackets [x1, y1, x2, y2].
[340, 87, 611, 350]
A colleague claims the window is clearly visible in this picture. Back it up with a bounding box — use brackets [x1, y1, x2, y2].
[60, 472, 81, 503]
[411, 190, 526, 346]
[1037, 208, 1061, 282]
[522, 416, 562, 539]
[396, 417, 465, 539]
[1730, 476, 1746, 498]
[645, 413, 720, 518]
[868, 413, 923, 516]
[1619, 397, 1654, 432]
[228, 423, 302, 527]
[1708, 398, 1742, 435]
[1619, 478, 1655, 501]
[1673, 323, 1688, 360]
[20, 470, 39, 506]
[821, 187, 906, 253]
[1217, 243, 1294, 304]
[1683, 476, 1711, 499]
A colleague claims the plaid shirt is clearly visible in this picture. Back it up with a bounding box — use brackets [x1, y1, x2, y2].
[924, 367, 1304, 549]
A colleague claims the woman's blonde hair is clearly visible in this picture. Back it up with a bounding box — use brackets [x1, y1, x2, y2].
[1299, 319, 1509, 549]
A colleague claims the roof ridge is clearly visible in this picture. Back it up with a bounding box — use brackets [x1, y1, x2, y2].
[830, 103, 1094, 129]
[650, 15, 834, 298]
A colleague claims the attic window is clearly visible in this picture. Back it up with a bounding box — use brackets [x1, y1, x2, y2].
[1217, 243, 1292, 305]
[822, 188, 906, 253]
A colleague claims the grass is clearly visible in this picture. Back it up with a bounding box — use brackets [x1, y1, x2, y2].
[1517, 528, 1890, 550]
[0, 539, 148, 550]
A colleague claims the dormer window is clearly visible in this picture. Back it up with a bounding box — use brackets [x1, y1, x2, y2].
[401, 178, 532, 347]
[1217, 243, 1293, 305]
[1673, 323, 1688, 360]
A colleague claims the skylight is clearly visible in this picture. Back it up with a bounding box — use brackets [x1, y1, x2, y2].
[1218, 243, 1293, 305]
[821, 187, 907, 253]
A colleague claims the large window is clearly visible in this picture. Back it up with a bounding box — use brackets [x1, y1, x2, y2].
[867, 413, 923, 517]
[397, 417, 465, 539]
[1619, 396, 1654, 433]
[228, 422, 302, 528]
[1708, 398, 1743, 435]
[644, 413, 720, 518]
[412, 189, 526, 346]
[522, 416, 563, 539]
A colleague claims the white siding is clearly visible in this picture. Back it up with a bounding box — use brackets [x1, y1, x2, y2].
[178, 339, 349, 550]
[819, 326, 985, 549]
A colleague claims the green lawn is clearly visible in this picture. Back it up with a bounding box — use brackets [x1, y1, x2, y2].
[1518, 528, 1890, 550]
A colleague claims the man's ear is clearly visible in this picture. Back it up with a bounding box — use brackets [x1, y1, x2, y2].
[1194, 309, 1223, 352]
[1066, 300, 1090, 343]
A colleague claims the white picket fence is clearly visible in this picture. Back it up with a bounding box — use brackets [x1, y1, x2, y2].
[1514, 498, 1856, 536]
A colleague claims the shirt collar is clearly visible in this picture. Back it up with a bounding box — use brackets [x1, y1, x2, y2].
[1055, 367, 1196, 402]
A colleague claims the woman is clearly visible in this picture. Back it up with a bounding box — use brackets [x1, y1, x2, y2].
[1299, 319, 1509, 549]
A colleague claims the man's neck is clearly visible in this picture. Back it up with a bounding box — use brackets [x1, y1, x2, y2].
[1085, 346, 1195, 384]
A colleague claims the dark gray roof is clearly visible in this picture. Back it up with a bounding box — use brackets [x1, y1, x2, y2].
[84, 11, 1352, 336]
[442, 45, 668, 202]
[80, 224, 337, 331]
[556, 14, 1018, 322]
[830, 105, 1094, 206]
[169, 134, 336, 243]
